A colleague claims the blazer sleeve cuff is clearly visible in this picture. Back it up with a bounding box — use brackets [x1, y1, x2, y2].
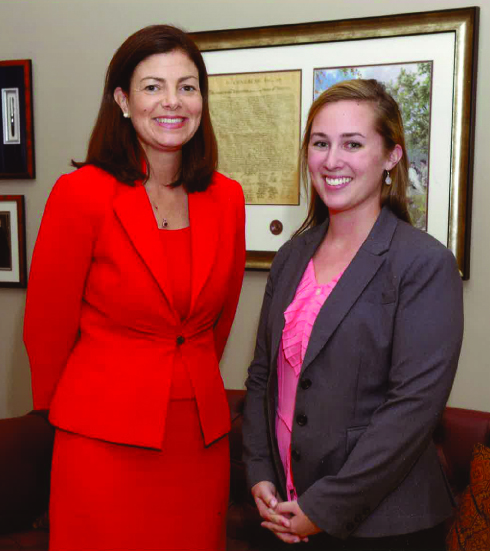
[298, 483, 372, 540]
[245, 461, 281, 494]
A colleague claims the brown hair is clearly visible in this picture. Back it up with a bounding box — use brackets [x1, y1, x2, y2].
[296, 78, 411, 235]
[72, 25, 217, 191]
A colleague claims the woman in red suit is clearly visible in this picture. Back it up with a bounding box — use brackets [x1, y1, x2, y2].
[24, 25, 245, 551]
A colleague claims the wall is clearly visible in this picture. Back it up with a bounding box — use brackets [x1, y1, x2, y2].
[0, 0, 488, 418]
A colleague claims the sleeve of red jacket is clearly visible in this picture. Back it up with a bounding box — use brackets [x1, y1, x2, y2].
[24, 172, 103, 410]
[213, 181, 246, 362]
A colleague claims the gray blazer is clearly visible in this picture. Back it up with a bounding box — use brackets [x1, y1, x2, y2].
[242, 206, 463, 540]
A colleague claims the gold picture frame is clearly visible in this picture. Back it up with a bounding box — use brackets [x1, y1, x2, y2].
[191, 7, 479, 277]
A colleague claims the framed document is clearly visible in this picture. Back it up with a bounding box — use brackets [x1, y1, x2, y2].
[191, 7, 478, 278]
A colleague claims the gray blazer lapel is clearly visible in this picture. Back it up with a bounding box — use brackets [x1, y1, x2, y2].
[266, 222, 329, 498]
[269, 221, 329, 367]
[301, 207, 399, 373]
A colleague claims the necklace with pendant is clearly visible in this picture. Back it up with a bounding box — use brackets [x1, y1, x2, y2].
[150, 201, 168, 228]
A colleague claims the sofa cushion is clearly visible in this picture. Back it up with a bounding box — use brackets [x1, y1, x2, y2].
[446, 443, 490, 550]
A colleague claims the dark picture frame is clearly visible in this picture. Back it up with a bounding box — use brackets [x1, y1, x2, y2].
[0, 195, 27, 288]
[190, 7, 479, 278]
[0, 59, 35, 179]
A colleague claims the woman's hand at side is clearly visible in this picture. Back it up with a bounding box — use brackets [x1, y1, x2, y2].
[252, 482, 312, 544]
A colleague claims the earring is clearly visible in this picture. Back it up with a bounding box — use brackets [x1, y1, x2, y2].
[385, 171, 392, 186]
[123, 112, 130, 119]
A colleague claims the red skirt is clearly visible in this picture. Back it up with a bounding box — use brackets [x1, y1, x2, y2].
[49, 397, 229, 550]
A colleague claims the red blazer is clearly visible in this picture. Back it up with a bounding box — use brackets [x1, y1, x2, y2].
[24, 166, 245, 449]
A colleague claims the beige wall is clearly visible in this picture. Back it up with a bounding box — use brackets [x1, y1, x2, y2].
[0, 0, 488, 418]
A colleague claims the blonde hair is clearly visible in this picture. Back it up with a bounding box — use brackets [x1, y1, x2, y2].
[296, 79, 411, 235]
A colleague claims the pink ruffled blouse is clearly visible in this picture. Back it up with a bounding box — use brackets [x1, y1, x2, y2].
[276, 259, 343, 500]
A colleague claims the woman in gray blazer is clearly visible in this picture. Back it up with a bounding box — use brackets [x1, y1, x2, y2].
[242, 79, 463, 550]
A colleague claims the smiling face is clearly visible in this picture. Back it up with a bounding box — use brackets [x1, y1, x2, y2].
[114, 50, 203, 158]
[307, 100, 401, 219]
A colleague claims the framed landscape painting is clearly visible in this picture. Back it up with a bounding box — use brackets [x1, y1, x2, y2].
[314, 61, 432, 232]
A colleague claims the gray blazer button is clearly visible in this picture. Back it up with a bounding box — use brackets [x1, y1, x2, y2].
[296, 414, 308, 426]
[291, 449, 301, 461]
[176, 335, 185, 345]
[300, 378, 312, 390]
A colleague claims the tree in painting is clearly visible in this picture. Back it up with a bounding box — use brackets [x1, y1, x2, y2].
[385, 63, 431, 230]
[385, 63, 431, 153]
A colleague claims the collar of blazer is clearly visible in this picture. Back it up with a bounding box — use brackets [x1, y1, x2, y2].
[270, 206, 399, 374]
[113, 183, 219, 320]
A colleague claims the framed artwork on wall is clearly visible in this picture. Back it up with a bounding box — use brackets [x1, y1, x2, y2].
[191, 7, 479, 278]
[0, 195, 27, 288]
[0, 59, 35, 179]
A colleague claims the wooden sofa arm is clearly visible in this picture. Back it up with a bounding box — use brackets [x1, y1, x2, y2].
[434, 406, 490, 495]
